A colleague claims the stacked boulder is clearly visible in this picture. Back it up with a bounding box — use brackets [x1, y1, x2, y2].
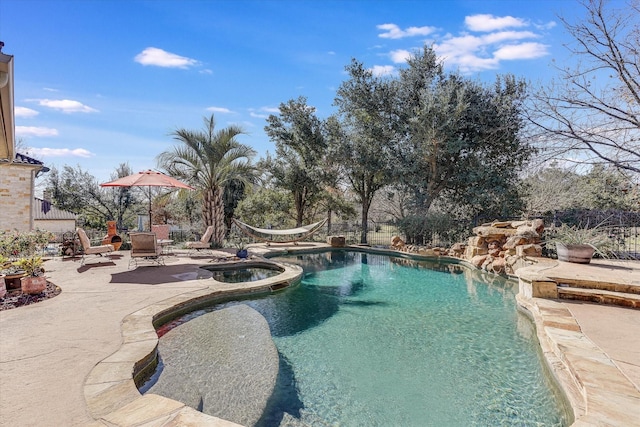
[391, 235, 449, 257]
[460, 219, 544, 275]
[390, 219, 545, 276]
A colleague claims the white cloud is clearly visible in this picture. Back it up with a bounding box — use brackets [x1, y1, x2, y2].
[206, 106, 233, 114]
[534, 21, 557, 30]
[35, 99, 98, 113]
[453, 54, 499, 72]
[482, 30, 539, 44]
[433, 27, 550, 72]
[390, 49, 412, 64]
[15, 106, 39, 118]
[370, 65, 396, 76]
[494, 42, 549, 60]
[15, 126, 59, 137]
[378, 23, 436, 39]
[200, 69, 213, 74]
[248, 106, 279, 118]
[29, 147, 94, 158]
[379, 17, 550, 73]
[465, 14, 527, 32]
[134, 47, 199, 69]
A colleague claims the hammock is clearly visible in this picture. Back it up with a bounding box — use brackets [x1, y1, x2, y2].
[232, 218, 327, 245]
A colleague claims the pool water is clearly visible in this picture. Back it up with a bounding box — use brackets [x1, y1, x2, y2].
[204, 266, 282, 283]
[148, 251, 569, 426]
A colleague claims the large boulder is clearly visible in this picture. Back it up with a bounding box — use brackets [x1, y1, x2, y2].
[471, 255, 488, 268]
[516, 244, 542, 257]
[390, 235, 405, 248]
[491, 257, 506, 274]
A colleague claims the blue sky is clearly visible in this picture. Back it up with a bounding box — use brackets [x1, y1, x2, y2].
[1, 0, 595, 183]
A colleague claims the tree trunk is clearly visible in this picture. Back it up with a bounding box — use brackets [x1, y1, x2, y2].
[360, 198, 371, 244]
[327, 209, 332, 235]
[202, 188, 214, 240]
[294, 189, 305, 227]
[211, 186, 226, 247]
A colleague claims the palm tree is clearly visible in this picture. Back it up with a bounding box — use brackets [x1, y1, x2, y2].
[157, 114, 256, 246]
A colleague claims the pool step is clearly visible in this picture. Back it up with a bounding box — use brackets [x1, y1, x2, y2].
[551, 277, 640, 295]
[557, 286, 640, 309]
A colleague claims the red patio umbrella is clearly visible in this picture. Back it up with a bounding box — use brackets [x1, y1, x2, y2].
[100, 170, 194, 230]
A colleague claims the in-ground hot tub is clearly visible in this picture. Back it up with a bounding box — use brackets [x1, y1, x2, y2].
[202, 262, 285, 284]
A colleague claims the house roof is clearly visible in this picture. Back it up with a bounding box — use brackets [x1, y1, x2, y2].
[13, 152, 44, 165]
[33, 198, 78, 221]
[0, 43, 14, 162]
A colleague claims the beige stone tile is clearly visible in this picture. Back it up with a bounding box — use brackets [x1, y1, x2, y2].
[542, 315, 581, 331]
[586, 389, 640, 426]
[84, 380, 141, 418]
[120, 315, 157, 343]
[85, 361, 133, 385]
[101, 394, 184, 426]
[101, 339, 157, 363]
[143, 406, 244, 427]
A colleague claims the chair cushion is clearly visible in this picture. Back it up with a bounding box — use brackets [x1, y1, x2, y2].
[85, 244, 114, 255]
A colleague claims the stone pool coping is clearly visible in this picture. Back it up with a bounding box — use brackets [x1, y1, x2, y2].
[56, 246, 640, 426]
[516, 295, 640, 426]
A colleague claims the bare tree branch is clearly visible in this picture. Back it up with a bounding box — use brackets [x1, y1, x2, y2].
[528, 0, 640, 174]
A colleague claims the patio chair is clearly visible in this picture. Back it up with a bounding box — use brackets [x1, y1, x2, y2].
[152, 224, 173, 254]
[76, 228, 114, 266]
[129, 232, 165, 268]
[185, 225, 215, 254]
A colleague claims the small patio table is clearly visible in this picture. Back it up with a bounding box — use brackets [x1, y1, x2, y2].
[157, 239, 174, 254]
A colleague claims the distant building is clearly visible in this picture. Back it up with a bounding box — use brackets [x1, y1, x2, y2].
[0, 42, 49, 231]
[33, 197, 77, 233]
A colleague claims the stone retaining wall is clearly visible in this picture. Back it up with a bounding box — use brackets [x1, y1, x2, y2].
[391, 219, 545, 276]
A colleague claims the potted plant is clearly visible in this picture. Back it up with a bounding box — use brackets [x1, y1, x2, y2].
[0, 255, 8, 299]
[234, 239, 249, 259]
[549, 223, 614, 264]
[15, 256, 47, 295]
[0, 262, 27, 290]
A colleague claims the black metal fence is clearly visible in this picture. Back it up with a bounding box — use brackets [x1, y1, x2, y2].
[540, 210, 640, 259]
[48, 209, 640, 258]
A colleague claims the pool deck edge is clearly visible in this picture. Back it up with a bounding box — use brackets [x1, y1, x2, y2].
[516, 295, 640, 426]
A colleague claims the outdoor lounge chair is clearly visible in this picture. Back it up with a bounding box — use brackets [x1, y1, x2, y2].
[76, 227, 114, 266]
[129, 232, 164, 268]
[185, 225, 214, 254]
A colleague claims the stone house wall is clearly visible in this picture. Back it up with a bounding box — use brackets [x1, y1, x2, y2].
[0, 164, 36, 231]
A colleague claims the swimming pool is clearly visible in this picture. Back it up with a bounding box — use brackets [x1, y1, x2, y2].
[143, 250, 569, 426]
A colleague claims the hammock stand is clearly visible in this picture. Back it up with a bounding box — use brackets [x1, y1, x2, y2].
[232, 218, 327, 246]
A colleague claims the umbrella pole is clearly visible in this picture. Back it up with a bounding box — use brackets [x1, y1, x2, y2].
[148, 186, 152, 231]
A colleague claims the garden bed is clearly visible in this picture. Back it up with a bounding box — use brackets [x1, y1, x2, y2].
[0, 281, 61, 311]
